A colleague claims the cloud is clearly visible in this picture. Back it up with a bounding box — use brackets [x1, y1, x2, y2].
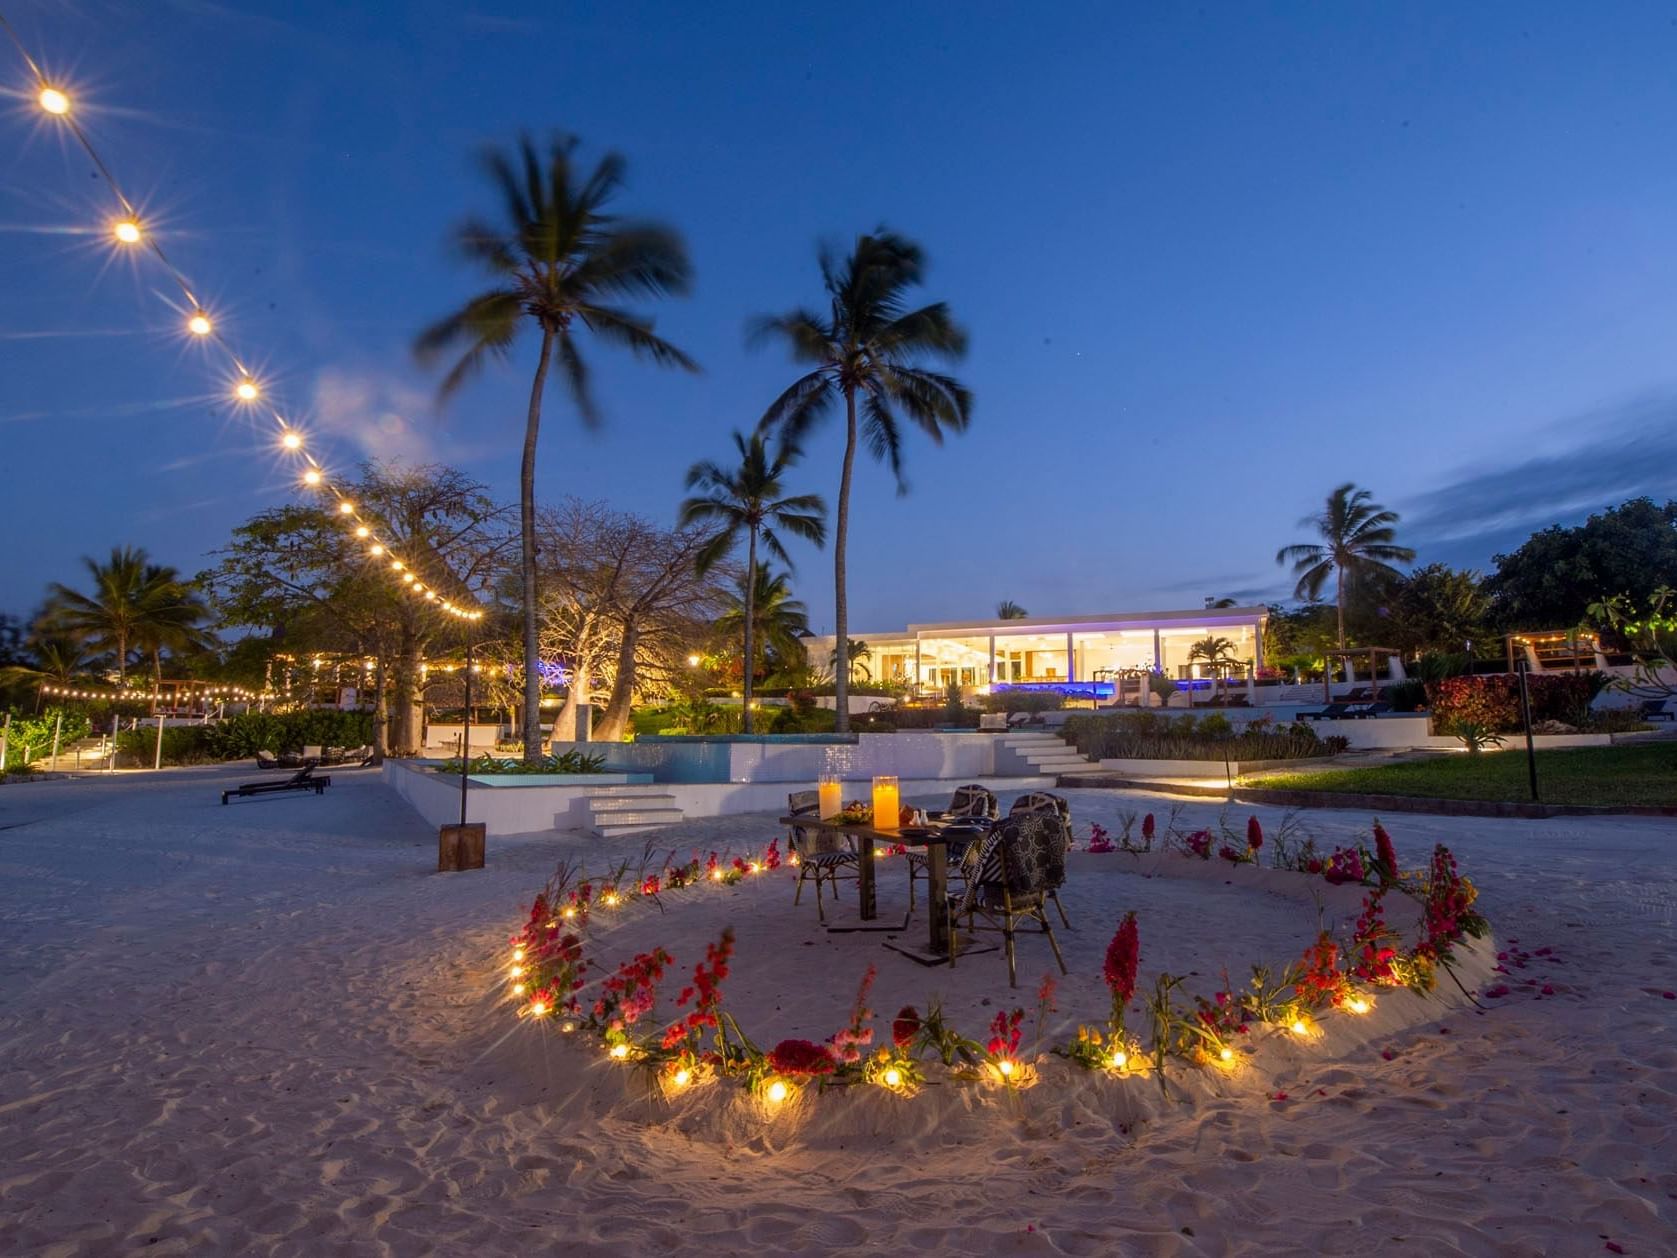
[306, 368, 448, 468]
[1400, 394, 1677, 567]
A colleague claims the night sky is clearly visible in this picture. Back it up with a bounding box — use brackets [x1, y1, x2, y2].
[5, 1, 1677, 634]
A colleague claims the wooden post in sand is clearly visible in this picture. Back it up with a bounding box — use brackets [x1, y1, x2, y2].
[438, 823, 486, 872]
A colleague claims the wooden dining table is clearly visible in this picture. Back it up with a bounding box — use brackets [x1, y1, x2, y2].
[779, 816, 974, 958]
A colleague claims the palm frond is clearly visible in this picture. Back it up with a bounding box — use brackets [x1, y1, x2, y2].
[576, 304, 699, 371]
[553, 332, 601, 427]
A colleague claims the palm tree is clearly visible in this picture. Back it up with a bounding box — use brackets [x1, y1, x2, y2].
[716, 565, 812, 692]
[829, 638, 872, 684]
[1186, 634, 1239, 704]
[1276, 483, 1416, 651]
[679, 432, 826, 733]
[416, 135, 696, 760]
[754, 230, 972, 730]
[996, 600, 1028, 620]
[132, 563, 215, 694]
[41, 547, 152, 684]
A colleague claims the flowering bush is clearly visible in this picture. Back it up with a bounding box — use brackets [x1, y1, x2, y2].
[1087, 822, 1116, 854]
[1182, 829, 1213, 860]
[891, 1006, 921, 1049]
[1372, 822, 1399, 885]
[1321, 845, 1369, 885]
[593, 947, 673, 1032]
[986, 1008, 1024, 1060]
[768, 1038, 836, 1076]
[829, 966, 877, 1064]
[1428, 672, 1600, 733]
[662, 927, 735, 1053]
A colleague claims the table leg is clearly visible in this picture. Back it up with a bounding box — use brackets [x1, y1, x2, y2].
[858, 834, 876, 920]
[928, 844, 949, 954]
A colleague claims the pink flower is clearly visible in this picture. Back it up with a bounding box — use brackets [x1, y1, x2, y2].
[1246, 815, 1263, 852]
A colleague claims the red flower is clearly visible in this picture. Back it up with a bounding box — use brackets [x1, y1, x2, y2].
[1142, 813, 1155, 842]
[1373, 822, 1398, 882]
[891, 1006, 921, 1048]
[768, 1038, 837, 1076]
[1103, 911, 1140, 1010]
[1246, 815, 1263, 852]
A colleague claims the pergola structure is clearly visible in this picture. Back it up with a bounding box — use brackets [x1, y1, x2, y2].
[1321, 647, 1405, 702]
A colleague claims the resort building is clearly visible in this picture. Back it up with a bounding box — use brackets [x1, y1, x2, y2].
[808, 605, 1268, 700]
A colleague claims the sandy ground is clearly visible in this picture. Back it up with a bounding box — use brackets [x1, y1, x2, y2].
[1, 767, 1673, 1256]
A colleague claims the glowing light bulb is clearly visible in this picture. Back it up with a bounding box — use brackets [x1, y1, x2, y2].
[601, 892, 620, 906]
[747, 862, 761, 874]
[997, 1059, 1015, 1077]
[403, 574, 415, 585]
[609, 1043, 629, 1060]
[337, 501, 354, 515]
[526, 1000, 548, 1018]
[391, 561, 404, 572]
[1219, 1047, 1234, 1063]
[765, 1080, 788, 1104]
[112, 219, 141, 244]
[1109, 1051, 1128, 1070]
[709, 869, 722, 882]
[353, 526, 369, 539]
[280, 431, 302, 450]
[562, 907, 577, 919]
[368, 544, 384, 557]
[1348, 997, 1370, 1015]
[424, 590, 436, 601]
[508, 963, 524, 979]
[235, 379, 259, 401]
[1290, 1019, 1308, 1037]
[672, 1068, 691, 1088]
[559, 1020, 576, 1033]
[883, 1068, 902, 1088]
[687, 654, 701, 667]
[302, 469, 322, 486]
[187, 312, 212, 336]
[512, 980, 525, 994]
[39, 86, 70, 115]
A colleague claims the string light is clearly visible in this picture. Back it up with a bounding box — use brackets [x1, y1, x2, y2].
[354, 525, 370, 538]
[336, 501, 354, 515]
[368, 544, 384, 556]
[4, 36, 490, 623]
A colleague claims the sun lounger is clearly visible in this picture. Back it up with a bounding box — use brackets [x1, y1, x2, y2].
[221, 765, 331, 805]
[255, 749, 283, 769]
[1301, 703, 1350, 721]
[977, 713, 1009, 732]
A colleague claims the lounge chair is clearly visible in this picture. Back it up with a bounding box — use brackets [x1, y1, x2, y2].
[1640, 700, 1673, 722]
[1356, 701, 1391, 718]
[787, 790, 858, 924]
[907, 785, 998, 909]
[977, 713, 1008, 732]
[1301, 703, 1350, 722]
[254, 749, 282, 769]
[221, 765, 330, 805]
[302, 745, 324, 764]
[947, 813, 1070, 987]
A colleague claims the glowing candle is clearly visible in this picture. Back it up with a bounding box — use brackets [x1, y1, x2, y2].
[871, 775, 900, 829]
[817, 775, 843, 821]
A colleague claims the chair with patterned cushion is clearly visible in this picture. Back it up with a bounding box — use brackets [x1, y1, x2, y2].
[906, 785, 998, 910]
[786, 790, 858, 923]
[946, 812, 1069, 987]
[1007, 791, 1073, 928]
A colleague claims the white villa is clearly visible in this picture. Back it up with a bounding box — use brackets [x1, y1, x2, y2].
[807, 605, 1269, 701]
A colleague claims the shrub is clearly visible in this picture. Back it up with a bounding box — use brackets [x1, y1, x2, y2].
[981, 691, 1064, 714]
[1383, 680, 1428, 712]
[1059, 712, 1341, 762]
[1428, 673, 1602, 733]
[0, 707, 91, 770]
[116, 725, 217, 765]
[439, 751, 606, 775]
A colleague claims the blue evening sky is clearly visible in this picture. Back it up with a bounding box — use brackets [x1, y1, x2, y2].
[4, 1, 1677, 634]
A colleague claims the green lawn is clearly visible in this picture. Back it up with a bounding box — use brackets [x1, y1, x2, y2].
[1246, 742, 1677, 807]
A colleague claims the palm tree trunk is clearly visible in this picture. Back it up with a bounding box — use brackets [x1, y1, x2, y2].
[151, 647, 162, 714]
[371, 655, 388, 763]
[115, 629, 126, 687]
[1335, 564, 1347, 653]
[833, 388, 857, 733]
[742, 530, 757, 734]
[520, 328, 555, 762]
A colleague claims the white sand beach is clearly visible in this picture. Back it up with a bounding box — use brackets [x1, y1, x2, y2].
[2, 767, 1674, 1256]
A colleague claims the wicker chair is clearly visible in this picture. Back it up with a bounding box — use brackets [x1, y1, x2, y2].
[786, 790, 858, 923]
[947, 812, 1069, 987]
[906, 784, 998, 910]
[1007, 792, 1073, 927]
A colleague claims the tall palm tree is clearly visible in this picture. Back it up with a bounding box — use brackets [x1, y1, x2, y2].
[41, 546, 154, 684]
[829, 638, 872, 683]
[754, 230, 972, 730]
[996, 600, 1028, 620]
[1276, 483, 1416, 651]
[716, 565, 812, 690]
[132, 563, 216, 694]
[679, 431, 826, 732]
[416, 135, 696, 761]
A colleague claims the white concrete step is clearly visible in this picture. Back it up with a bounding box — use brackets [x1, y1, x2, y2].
[595, 813, 685, 838]
[588, 793, 678, 812]
[584, 783, 666, 797]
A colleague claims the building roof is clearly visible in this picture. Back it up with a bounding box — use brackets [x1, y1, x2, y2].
[810, 605, 1269, 643]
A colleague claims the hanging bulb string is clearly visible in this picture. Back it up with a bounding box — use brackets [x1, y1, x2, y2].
[2, 18, 485, 619]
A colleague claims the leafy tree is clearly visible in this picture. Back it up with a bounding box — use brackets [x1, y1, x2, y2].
[1382, 564, 1492, 658]
[716, 565, 811, 691]
[996, 600, 1028, 620]
[678, 431, 825, 732]
[416, 134, 696, 762]
[755, 230, 972, 730]
[202, 464, 509, 755]
[1487, 497, 1677, 630]
[1276, 483, 1415, 650]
